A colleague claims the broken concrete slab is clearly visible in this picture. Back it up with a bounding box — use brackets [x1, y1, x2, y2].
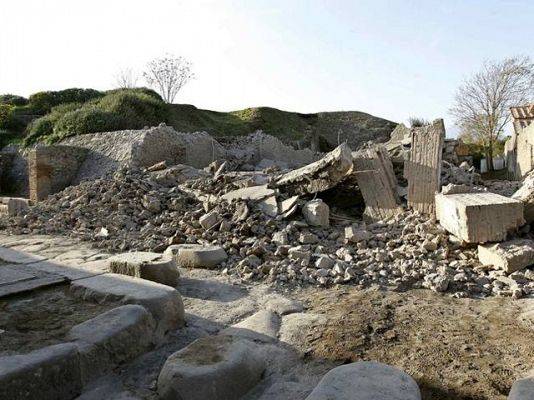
[436, 192, 524, 243]
[0, 343, 82, 400]
[257, 195, 278, 217]
[199, 210, 221, 230]
[345, 226, 372, 243]
[221, 310, 280, 343]
[221, 184, 275, 202]
[273, 143, 353, 195]
[70, 273, 185, 338]
[478, 239, 534, 273]
[306, 361, 421, 400]
[302, 199, 329, 227]
[66, 305, 156, 384]
[353, 146, 402, 222]
[165, 244, 228, 269]
[108, 252, 179, 287]
[405, 119, 445, 215]
[157, 335, 265, 400]
[278, 195, 299, 215]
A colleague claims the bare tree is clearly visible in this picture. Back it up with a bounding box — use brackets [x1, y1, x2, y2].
[450, 56, 534, 170]
[114, 67, 139, 89]
[143, 55, 194, 103]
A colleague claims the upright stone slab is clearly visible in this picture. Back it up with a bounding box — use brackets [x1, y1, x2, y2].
[436, 192, 524, 243]
[353, 146, 402, 222]
[478, 239, 534, 273]
[508, 377, 534, 400]
[405, 119, 445, 215]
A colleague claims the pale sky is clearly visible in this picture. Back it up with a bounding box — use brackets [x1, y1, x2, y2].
[2, 0, 534, 135]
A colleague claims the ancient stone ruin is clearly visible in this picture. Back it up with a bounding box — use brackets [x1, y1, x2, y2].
[1, 117, 534, 400]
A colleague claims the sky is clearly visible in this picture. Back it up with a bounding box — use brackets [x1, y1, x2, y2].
[2, 0, 534, 136]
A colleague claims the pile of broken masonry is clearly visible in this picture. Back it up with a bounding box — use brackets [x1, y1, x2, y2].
[2, 119, 534, 299]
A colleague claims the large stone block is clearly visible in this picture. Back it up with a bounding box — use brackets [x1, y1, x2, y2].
[165, 244, 228, 269]
[0, 343, 82, 400]
[435, 192, 524, 243]
[66, 305, 156, 384]
[306, 361, 421, 400]
[157, 335, 265, 400]
[108, 252, 179, 287]
[478, 239, 534, 273]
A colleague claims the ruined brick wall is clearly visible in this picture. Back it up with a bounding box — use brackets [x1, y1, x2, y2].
[29, 145, 88, 202]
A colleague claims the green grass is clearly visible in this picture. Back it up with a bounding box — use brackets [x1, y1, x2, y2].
[167, 104, 313, 140]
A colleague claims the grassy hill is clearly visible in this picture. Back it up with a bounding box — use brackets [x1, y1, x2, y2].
[0, 88, 397, 151]
[167, 104, 397, 151]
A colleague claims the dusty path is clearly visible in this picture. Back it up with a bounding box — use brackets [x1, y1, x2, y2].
[294, 287, 534, 400]
[1, 233, 534, 399]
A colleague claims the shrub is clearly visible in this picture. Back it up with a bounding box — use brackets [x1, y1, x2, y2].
[0, 94, 29, 106]
[29, 88, 104, 114]
[51, 107, 124, 142]
[97, 90, 166, 128]
[105, 87, 163, 101]
[24, 102, 83, 146]
[0, 104, 15, 129]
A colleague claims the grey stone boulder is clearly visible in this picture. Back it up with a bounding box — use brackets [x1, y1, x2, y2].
[165, 244, 228, 269]
[66, 305, 156, 384]
[70, 273, 185, 338]
[306, 361, 421, 400]
[157, 335, 265, 400]
[508, 377, 534, 400]
[108, 252, 179, 287]
[0, 343, 82, 400]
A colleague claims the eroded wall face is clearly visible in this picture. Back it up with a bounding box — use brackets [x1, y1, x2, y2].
[29, 146, 88, 202]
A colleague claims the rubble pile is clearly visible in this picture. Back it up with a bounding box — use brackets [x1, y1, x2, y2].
[441, 160, 480, 186]
[3, 160, 534, 298]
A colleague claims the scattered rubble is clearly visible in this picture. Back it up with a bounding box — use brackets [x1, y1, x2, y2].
[478, 239, 534, 274]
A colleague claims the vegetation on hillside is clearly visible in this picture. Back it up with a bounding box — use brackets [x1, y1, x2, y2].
[0, 87, 396, 149]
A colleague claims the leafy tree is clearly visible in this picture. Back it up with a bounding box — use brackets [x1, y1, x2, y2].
[143, 54, 194, 103]
[450, 56, 534, 170]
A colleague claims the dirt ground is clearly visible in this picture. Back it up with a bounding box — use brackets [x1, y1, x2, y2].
[0, 286, 118, 355]
[295, 287, 534, 400]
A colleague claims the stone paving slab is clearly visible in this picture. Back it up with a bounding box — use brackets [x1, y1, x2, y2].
[0, 264, 66, 298]
[0, 247, 47, 264]
[26, 259, 108, 281]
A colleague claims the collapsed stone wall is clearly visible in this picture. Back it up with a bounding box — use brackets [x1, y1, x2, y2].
[220, 131, 317, 169]
[61, 125, 226, 182]
[505, 123, 534, 180]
